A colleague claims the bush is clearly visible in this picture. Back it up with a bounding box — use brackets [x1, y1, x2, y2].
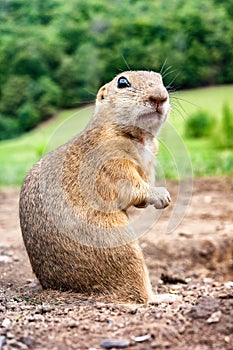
[17, 102, 40, 132]
[222, 103, 233, 148]
[11, 40, 47, 78]
[0, 75, 61, 139]
[213, 103, 233, 148]
[33, 76, 62, 119]
[0, 76, 32, 117]
[185, 110, 215, 138]
[0, 114, 20, 140]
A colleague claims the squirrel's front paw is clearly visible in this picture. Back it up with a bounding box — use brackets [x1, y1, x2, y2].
[149, 187, 171, 209]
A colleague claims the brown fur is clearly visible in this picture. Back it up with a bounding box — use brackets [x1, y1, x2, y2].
[19, 71, 171, 303]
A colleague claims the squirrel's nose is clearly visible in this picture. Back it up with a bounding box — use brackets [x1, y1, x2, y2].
[149, 95, 168, 105]
[148, 90, 168, 113]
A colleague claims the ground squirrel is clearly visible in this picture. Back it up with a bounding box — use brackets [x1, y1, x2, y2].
[19, 71, 172, 304]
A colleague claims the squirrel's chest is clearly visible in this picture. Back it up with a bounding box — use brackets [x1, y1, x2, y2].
[137, 138, 158, 185]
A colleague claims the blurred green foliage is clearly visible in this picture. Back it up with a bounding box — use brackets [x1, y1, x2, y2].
[221, 103, 233, 148]
[212, 103, 233, 149]
[185, 110, 215, 138]
[0, 0, 233, 140]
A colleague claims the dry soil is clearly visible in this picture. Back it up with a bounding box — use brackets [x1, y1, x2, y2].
[0, 177, 233, 350]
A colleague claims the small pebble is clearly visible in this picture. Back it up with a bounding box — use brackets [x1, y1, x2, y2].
[8, 339, 27, 350]
[132, 334, 151, 342]
[224, 336, 230, 343]
[41, 304, 54, 313]
[185, 278, 192, 283]
[206, 310, 222, 323]
[27, 282, 37, 288]
[178, 325, 186, 334]
[66, 320, 79, 328]
[203, 277, 213, 284]
[19, 337, 34, 346]
[224, 281, 233, 288]
[2, 318, 11, 328]
[178, 231, 193, 238]
[101, 338, 130, 349]
[204, 195, 212, 204]
[0, 336, 6, 346]
[0, 255, 12, 263]
[25, 278, 34, 283]
[152, 293, 182, 304]
[6, 332, 14, 339]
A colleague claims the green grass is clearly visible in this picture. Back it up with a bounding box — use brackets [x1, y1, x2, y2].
[0, 85, 233, 186]
[0, 106, 94, 186]
[157, 85, 233, 179]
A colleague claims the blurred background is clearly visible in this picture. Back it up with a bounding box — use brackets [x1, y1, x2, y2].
[0, 0, 233, 185]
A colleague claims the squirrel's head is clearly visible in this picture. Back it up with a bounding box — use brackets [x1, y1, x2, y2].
[94, 70, 170, 136]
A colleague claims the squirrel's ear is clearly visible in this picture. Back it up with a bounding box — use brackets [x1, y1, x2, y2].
[96, 84, 108, 102]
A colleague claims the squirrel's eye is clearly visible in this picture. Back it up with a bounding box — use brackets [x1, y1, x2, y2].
[117, 76, 131, 88]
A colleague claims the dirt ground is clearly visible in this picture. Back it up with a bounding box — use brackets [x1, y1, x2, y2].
[0, 177, 233, 350]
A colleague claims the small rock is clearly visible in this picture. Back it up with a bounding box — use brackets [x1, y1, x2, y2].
[2, 318, 11, 328]
[0, 305, 6, 312]
[8, 339, 28, 350]
[0, 255, 12, 263]
[164, 341, 171, 348]
[96, 302, 107, 309]
[203, 277, 213, 284]
[41, 304, 54, 313]
[0, 336, 6, 346]
[178, 325, 186, 334]
[204, 195, 212, 204]
[7, 302, 17, 310]
[151, 293, 182, 304]
[19, 336, 34, 346]
[188, 297, 220, 319]
[154, 312, 162, 319]
[224, 281, 233, 288]
[6, 332, 15, 339]
[28, 316, 35, 322]
[67, 320, 79, 328]
[25, 278, 34, 284]
[185, 278, 192, 283]
[178, 231, 193, 238]
[132, 334, 151, 342]
[27, 282, 37, 288]
[129, 308, 138, 315]
[101, 338, 130, 349]
[224, 336, 230, 343]
[206, 310, 222, 323]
